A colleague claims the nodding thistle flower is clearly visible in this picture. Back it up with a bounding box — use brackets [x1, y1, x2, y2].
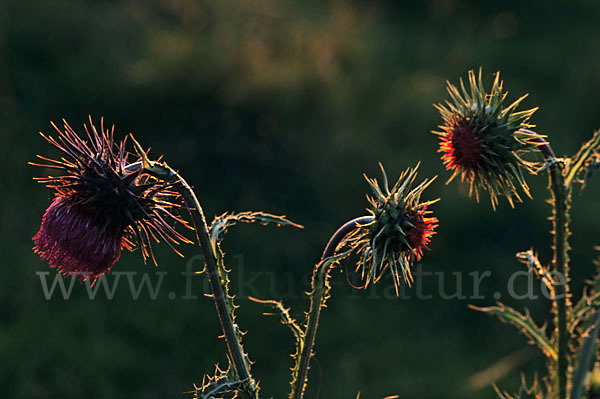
[344, 164, 438, 291]
[31, 117, 193, 282]
[433, 69, 545, 209]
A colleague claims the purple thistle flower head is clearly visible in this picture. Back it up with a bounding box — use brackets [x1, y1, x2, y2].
[34, 197, 125, 278]
[32, 117, 193, 281]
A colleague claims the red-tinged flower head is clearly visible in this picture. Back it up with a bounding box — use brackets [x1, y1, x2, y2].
[343, 164, 438, 291]
[35, 197, 125, 277]
[32, 117, 193, 281]
[433, 69, 546, 209]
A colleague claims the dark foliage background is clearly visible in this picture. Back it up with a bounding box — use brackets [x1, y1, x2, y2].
[1, 1, 600, 398]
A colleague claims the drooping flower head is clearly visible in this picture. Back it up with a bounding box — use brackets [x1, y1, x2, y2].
[344, 164, 438, 291]
[433, 69, 545, 208]
[32, 117, 192, 281]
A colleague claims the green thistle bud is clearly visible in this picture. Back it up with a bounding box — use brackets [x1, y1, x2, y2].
[433, 69, 545, 209]
[345, 164, 438, 291]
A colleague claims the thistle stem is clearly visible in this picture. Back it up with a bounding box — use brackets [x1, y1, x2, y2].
[531, 134, 556, 160]
[532, 135, 570, 399]
[167, 168, 255, 397]
[531, 133, 572, 399]
[523, 134, 571, 399]
[549, 162, 571, 399]
[291, 216, 372, 399]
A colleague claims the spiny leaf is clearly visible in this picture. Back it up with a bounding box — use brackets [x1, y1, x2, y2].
[571, 312, 600, 399]
[248, 297, 304, 344]
[206, 212, 302, 390]
[470, 304, 557, 360]
[193, 363, 249, 399]
[516, 249, 554, 295]
[565, 129, 600, 187]
[493, 374, 545, 399]
[493, 385, 515, 399]
[248, 296, 305, 399]
[592, 246, 600, 292]
[209, 211, 303, 249]
[569, 291, 600, 332]
[582, 153, 600, 189]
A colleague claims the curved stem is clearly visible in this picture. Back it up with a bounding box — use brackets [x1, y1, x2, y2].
[534, 136, 556, 160]
[519, 129, 556, 161]
[162, 166, 255, 396]
[291, 216, 372, 399]
[322, 216, 374, 259]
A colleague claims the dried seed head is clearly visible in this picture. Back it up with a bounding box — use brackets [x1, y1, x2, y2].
[31, 117, 193, 282]
[433, 69, 545, 209]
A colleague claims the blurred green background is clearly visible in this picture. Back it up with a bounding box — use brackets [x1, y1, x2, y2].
[2, 0, 600, 398]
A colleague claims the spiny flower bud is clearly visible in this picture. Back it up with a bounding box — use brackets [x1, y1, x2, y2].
[433, 69, 545, 209]
[31, 117, 193, 282]
[345, 164, 438, 291]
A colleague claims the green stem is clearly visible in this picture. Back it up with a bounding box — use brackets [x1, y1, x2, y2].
[168, 168, 256, 397]
[570, 312, 600, 399]
[291, 216, 372, 399]
[549, 161, 571, 399]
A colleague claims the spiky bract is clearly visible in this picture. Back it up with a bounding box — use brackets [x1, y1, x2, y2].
[32, 117, 192, 281]
[433, 69, 545, 208]
[344, 164, 438, 291]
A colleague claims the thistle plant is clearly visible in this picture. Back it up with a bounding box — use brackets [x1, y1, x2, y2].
[433, 69, 600, 399]
[288, 164, 438, 399]
[31, 71, 600, 399]
[32, 119, 193, 280]
[433, 69, 544, 208]
[346, 164, 438, 290]
[31, 118, 302, 398]
[31, 118, 439, 398]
